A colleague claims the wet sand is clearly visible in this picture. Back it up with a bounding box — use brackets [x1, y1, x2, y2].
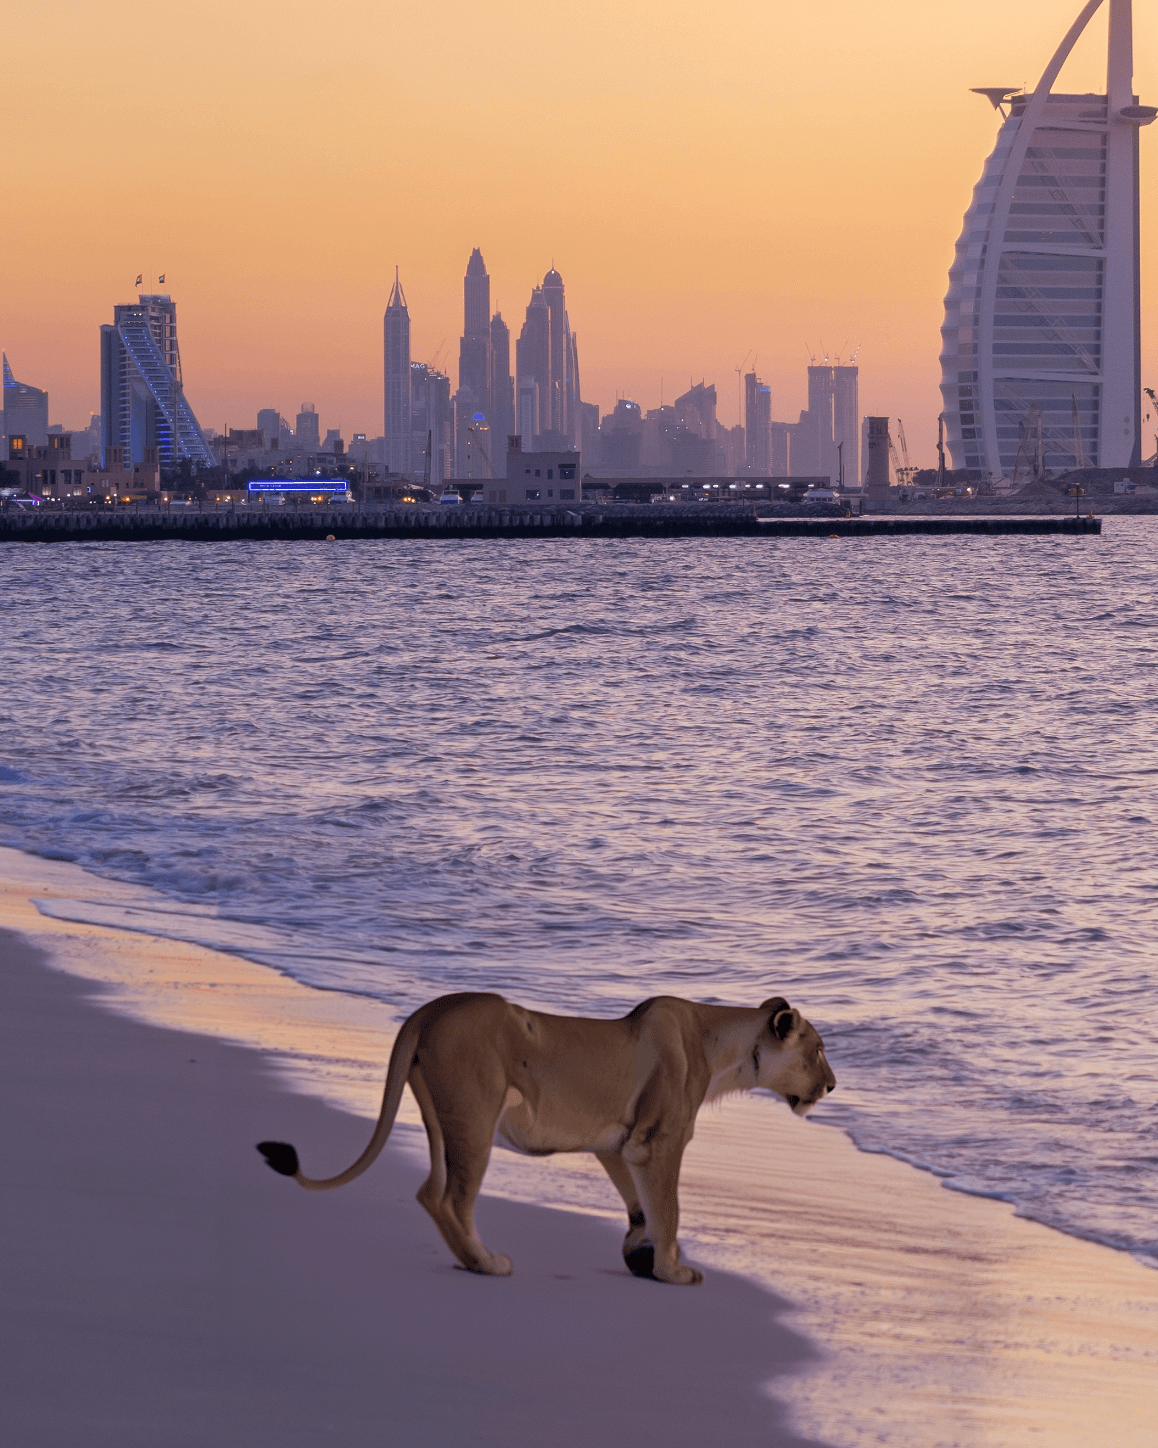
[2, 847, 1156, 1446]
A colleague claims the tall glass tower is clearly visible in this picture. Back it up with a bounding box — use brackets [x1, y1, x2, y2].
[940, 0, 1154, 481]
[100, 294, 214, 468]
[3, 355, 49, 446]
[383, 268, 411, 475]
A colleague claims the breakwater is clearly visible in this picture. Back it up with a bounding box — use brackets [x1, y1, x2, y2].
[0, 503, 1102, 542]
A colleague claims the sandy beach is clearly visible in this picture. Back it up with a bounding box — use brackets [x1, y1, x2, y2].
[0, 927, 825, 1448]
[2, 849, 1156, 1447]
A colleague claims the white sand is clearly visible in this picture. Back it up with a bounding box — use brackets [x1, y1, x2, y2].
[2, 847, 1156, 1447]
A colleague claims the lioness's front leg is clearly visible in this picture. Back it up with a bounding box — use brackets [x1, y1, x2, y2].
[595, 1150, 654, 1278]
[624, 1143, 702, 1286]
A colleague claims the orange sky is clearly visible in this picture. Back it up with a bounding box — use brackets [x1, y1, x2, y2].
[4, 0, 1158, 465]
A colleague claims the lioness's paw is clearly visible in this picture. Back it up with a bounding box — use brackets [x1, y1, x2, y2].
[655, 1262, 703, 1286]
[463, 1251, 513, 1277]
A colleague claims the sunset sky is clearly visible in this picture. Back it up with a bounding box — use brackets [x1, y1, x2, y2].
[5, 0, 1158, 465]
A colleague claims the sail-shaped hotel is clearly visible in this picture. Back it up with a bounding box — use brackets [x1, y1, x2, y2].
[940, 0, 1155, 480]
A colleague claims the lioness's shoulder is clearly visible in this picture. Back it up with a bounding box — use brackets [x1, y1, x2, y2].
[621, 995, 708, 1039]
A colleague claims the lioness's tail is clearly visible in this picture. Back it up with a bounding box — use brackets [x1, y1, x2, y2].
[257, 1008, 424, 1192]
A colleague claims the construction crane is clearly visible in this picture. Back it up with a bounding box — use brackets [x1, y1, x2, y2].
[734, 350, 753, 429]
[895, 419, 916, 488]
[887, 432, 903, 486]
[1071, 393, 1087, 469]
[1010, 405, 1043, 490]
[464, 425, 493, 483]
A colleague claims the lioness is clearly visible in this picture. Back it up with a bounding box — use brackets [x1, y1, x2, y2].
[258, 991, 835, 1285]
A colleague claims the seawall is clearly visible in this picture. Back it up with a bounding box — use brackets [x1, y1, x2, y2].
[0, 504, 1102, 543]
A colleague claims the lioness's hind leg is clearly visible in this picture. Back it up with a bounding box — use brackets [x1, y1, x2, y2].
[409, 1069, 509, 1274]
[438, 1120, 513, 1277]
[409, 1067, 447, 1220]
[596, 1151, 654, 1279]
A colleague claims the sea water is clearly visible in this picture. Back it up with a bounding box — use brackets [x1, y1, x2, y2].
[2, 524, 1155, 1266]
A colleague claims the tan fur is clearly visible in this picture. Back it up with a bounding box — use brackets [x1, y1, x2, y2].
[265, 991, 835, 1285]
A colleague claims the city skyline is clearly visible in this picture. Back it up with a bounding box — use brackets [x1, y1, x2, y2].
[4, 3, 1158, 468]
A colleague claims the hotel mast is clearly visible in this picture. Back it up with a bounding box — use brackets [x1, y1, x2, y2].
[940, 0, 1155, 481]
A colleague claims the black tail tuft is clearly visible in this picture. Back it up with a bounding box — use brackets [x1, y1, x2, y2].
[257, 1141, 300, 1177]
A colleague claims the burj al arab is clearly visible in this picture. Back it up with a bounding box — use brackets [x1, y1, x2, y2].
[939, 0, 1155, 481]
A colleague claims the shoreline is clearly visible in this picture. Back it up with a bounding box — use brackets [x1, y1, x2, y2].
[3, 847, 1158, 1445]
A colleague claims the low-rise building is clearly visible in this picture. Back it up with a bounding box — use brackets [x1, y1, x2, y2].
[481, 435, 580, 506]
[4, 434, 101, 498]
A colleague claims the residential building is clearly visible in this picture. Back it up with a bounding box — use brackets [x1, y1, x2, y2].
[675, 382, 717, 441]
[257, 408, 294, 450]
[745, 373, 772, 475]
[5, 432, 99, 497]
[516, 268, 582, 449]
[599, 399, 643, 471]
[410, 362, 453, 486]
[831, 366, 859, 486]
[296, 403, 320, 451]
[793, 363, 859, 484]
[490, 312, 514, 452]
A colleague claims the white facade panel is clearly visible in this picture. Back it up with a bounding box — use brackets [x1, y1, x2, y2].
[939, 0, 1152, 482]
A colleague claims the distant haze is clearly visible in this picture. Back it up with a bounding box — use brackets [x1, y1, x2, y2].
[4, 0, 1156, 466]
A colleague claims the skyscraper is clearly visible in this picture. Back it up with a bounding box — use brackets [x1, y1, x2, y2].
[3, 355, 49, 446]
[793, 363, 859, 484]
[296, 403, 320, 451]
[940, 0, 1154, 479]
[100, 293, 213, 467]
[516, 268, 581, 448]
[410, 362, 453, 486]
[515, 286, 549, 446]
[831, 366, 859, 487]
[383, 268, 411, 475]
[490, 312, 514, 450]
[257, 408, 294, 449]
[745, 372, 771, 474]
[459, 249, 492, 405]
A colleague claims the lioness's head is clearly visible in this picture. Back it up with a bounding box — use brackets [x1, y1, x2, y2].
[758, 996, 836, 1115]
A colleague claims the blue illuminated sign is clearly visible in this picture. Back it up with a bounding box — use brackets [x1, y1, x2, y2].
[247, 480, 349, 493]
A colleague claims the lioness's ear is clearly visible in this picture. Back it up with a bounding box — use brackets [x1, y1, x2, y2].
[759, 996, 789, 1016]
[770, 1007, 796, 1042]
